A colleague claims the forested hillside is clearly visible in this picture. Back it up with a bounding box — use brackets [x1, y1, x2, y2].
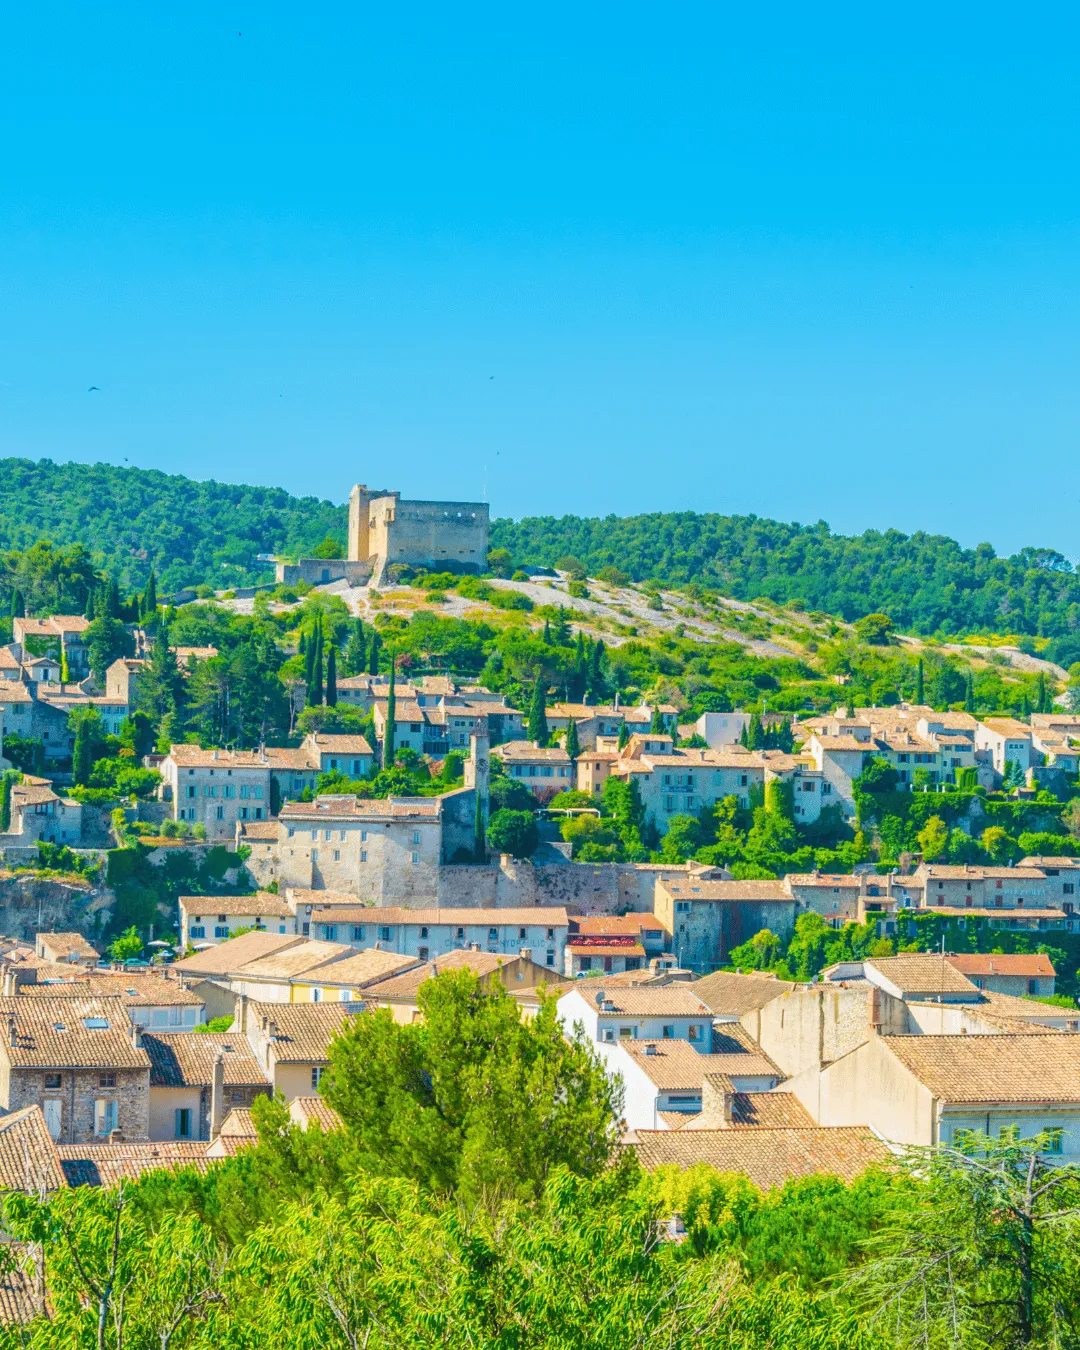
[0, 458, 346, 594]
[491, 512, 1080, 644]
[3, 457, 1080, 650]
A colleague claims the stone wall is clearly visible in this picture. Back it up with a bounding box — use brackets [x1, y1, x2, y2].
[9, 1066, 150, 1144]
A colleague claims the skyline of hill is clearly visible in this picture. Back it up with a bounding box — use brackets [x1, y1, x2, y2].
[0, 457, 1078, 652]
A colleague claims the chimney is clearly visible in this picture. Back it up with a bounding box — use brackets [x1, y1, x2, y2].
[212, 749, 219, 761]
[519, 947, 532, 961]
[268, 1021, 279, 1041]
[6, 1014, 15, 1048]
[131, 1022, 143, 1049]
[644, 1043, 657, 1056]
[864, 982, 880, 1031]
[2, 968, 14, 998]
[211, 1048, 226, 1140]
[108, 1129, 124, 1143]
[236, 993, 249, 1035]
[699, 1074, 735, 1128]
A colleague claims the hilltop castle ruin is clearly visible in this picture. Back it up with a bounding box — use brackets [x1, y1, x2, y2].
[276, 484, 489, 588]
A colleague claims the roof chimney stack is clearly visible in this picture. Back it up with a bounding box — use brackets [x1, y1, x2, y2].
[211, 1047, 226, 1140]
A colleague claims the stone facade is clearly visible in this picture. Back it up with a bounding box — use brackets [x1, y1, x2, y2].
[4, 1064, 149, 1144]
[348, 485, 489, 574]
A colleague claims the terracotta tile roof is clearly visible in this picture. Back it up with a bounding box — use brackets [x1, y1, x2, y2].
[36, 933, 99, 961]
[705, 1025, 782, 1078]
[19, 975, 202, 1008]
[980, 718, 1031, 737]
[883, 1034, 1080, 1103]
[236, 820, 280, 840]
[179, 892, 290, 919]
[0, 682, 33, 704]
[171, 933, 301, 977]
[143, 1032, 267, 1088]
[13, 784, 61, 808]
[494, 740, 572, 763]
[306, 734, 375, 756]
[632, 1127, 891, 1187]
[946, 953, 1056, 978]
[0, 1107, 66, 1193]
[233, 941, 355, 981]
[279, 795, 441, 820]
[58, 1142, 209, 1186]
[920, 865, 1048, 880]
[0, 997, 150, 1069]
[867, 955, 981, 996]
[308, 906, 570, 928]
[690, 971, 796, 1016]
[572, 914, 667, 936]
[729, 1091, 815, 1128]
[167, 745, 319, 770]
[289, 1096, 344, 1132]
[296, 950, 418, 988]
[250, 1001, 358, 1063]
[18, 616, 90, 637]
[219, 1106, 257, 1139]
[1018, 856, 1080, 869]
[660, 879, 791, 903]
[567, 986, 710, 1017]
[364, 949, 528, 998]
[0, 1255, 47, 1323]
[620, 1039, 772, 1091]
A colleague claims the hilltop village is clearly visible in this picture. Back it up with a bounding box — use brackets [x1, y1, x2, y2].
[0, 488, 1076, 1335]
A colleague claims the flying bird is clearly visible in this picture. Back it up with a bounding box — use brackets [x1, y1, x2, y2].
[88, 386, 100, 392]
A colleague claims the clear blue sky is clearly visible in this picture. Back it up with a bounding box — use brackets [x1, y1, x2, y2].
[2, 3, 1079, 555]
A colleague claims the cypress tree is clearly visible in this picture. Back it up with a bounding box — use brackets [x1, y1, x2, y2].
[650, 707, 665, 734]
[106, 577, 121, 620]
[310, 625, 324, 706]
[368, 630, 381, 677]
[527, 679, 548, 746]
[965, 671, 975, 715]
[345, 619, 365, 676]
[325, 644, 338, 706]
[0, 771, 16, 832]
[473, 790, 486, 862]
[142, 568, 157, 621]
[1037, 672, 1049, 714]
[383, 656, 396, 768]
[84, 588, 95, 621]
[542, 619, 552, 645]
[915, 658, 925, 705]
[586, 639, 606, 703]
[776, 718, 794, 753]
[571, 633, 587, 702]
[72, 717, 93, 787]
[1021, 690, 1031, 718]
[565, 718, 581, 761]
[617, 721, 629, 751]
[9, 591, 22, 621]
[552, 608, 571, 646]
[746, 712, 763, 750]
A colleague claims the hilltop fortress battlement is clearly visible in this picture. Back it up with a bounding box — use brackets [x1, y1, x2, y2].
[277, 483, 489, 588]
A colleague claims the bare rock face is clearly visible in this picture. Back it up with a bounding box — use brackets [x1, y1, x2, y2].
[0, 871, 111, 943]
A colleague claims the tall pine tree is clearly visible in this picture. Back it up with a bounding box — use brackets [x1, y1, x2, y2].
[142, 568, 157, 622]
[542, 618, 552, 645]
[586, 639, 606, 704]
[325, 644, 338, 706]
[965, 670, 975, 714]
[368, 629, 381, 677]
[915, 657, 925, 705]
[527, 679, 549, 746]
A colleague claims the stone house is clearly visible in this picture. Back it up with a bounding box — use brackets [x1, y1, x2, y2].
[492, 740, 574, 802]
[276, 794, 443, 898]
[5, 781, 84, 847]
[226, 940, 357, 1002]
[811, 1032, 1080, 1151]
[13, 616, 91, 678]
[556, 985, 715, 1059]
[944, 952, 1056, 998]
[142, 1031, 270, 1142]
[0, 996, 151, 1143]
[16, 972, 206, 1031]
[234, 819, 280, 888]
[34, 933, 99, 965]
[564, 912, 669, 977]
[306, 904, 570, 970]
[654, 877, 796, 972]
[975, 717, 1034, 777]
[179, 892, 294, 946]
[613, 1034, 784, 1132]
[238, 996, 358, 1101]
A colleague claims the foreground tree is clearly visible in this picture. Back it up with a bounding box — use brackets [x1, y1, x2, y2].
[321, 969, 621, 1205]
